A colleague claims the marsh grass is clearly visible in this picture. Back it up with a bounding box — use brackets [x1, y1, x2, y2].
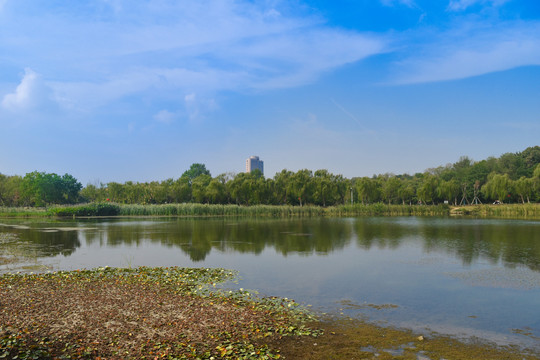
[0, 206, 47, 217]
[451, 203, 540, 219]
[2, 202, 540, 219]
[46, 203, 120, 217]
[115, 203, 328, 217]
[115, 203, 450, 217]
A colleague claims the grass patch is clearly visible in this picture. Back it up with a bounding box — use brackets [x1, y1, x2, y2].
[0, 267, 320, 359]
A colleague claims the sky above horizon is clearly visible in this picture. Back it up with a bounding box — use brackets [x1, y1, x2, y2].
[1, 0, 539, 184]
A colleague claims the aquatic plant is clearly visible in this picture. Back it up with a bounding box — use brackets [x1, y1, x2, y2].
[0, 266, 320, 359]
[46, 203, 120, 217]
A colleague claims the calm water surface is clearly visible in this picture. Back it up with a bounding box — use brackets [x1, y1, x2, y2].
[1, 216, 540, 350]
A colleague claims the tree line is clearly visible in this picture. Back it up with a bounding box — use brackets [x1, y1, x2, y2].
[1, 146, 539, 207]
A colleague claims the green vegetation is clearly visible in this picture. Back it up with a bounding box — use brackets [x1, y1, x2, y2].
[0, 206, 48, 217]
[0, 203, 451, 218]
[0, 267, 320, 359]
[451, 203, 540, 218]
[46, 203, 121, 217]
[275, 317, 539, 360]
[3, 203, 540, 219]
[1, 146, 539, 208]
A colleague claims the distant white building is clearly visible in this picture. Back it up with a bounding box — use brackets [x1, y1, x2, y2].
[245, 156, 264, 175]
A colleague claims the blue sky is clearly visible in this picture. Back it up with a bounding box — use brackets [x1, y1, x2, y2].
[1, 0, 539, 184]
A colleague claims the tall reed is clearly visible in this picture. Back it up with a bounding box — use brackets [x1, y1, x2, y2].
[451, 203, 540, 219]
[3, 202, 539, 219]
[0, 207, 48, 217]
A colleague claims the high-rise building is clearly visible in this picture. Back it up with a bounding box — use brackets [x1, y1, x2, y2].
[245, 156, 264, 175]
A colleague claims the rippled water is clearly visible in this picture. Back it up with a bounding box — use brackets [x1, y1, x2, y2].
[1, 216, 539, 350]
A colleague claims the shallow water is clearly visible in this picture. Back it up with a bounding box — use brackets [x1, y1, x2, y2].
[1, 216, 539, 350]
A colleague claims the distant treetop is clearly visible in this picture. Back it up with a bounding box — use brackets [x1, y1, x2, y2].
[181, 163, 211, 181]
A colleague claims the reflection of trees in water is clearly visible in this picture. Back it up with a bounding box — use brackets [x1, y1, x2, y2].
[419, 220, 540, 271]
[354, 218, 540, 271]
[0, 226, 80, 259]
[81, 218, 352, 262]
[354, 219, 415, 250]
[23, 218, 540, 270]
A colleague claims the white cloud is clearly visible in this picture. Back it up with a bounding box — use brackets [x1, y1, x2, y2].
[1, 68, 54, 112]
[447, 0, 510, 11]
[391, 21, 540, 84]
[3, 1, 386, 114]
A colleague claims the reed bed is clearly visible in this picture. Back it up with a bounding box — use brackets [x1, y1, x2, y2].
[330, 203, 451, 216]
[46, 203, 121, 217]
[115, 203, 328, 217]
[3, 202, 540, 219]
[0, 206, 48, 217]
[451, 203, 540, 219]
[114, 203, 449, 217]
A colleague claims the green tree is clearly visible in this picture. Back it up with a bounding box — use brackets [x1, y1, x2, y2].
[61, 174, 83, 204]
[333, 174, 348, 205]
[398, 179, 416, 205]
[273, 170, 294, 205]
[0, 174, 22, 206]
[515, 177, 534, 204]
[172, 177, 191, 203]
[21, 171, 82, 206]
[290, 170, 313, 206]
[107, 182, 125, 203]
[191, 174, 212, 203]
[181, 163, 211, 183]
[355, 177, 380, 204]
[497, 152, 528, 180]
[381, 176, 401, 205]
[417, 174, 439, 205]
[80, 183, 107, 203]
[228, 173, 250, 205]
[520, 146, 540, 171]
[438, 179, 460, 205]
[482, 173, 513, 203]
[206, 177, 227, 204]
[313, 169, 333, 207]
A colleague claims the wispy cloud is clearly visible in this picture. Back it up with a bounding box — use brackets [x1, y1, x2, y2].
[447, 0, 510, 11]
[1, 1, 386, 117]
[380, 0, 416, 7]
[391, 20, 540, 84]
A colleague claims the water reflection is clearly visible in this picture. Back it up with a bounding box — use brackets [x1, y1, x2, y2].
[80, 218, 353, 261]
[0, 222, 80, 258]
[1, 217, 539, 271]
[417, 219, 540, 271]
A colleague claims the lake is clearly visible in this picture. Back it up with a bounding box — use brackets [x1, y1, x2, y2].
[1, 216, 539, 351]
